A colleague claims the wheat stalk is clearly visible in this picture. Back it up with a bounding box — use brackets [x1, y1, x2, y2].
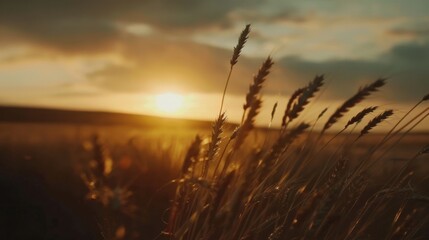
[242, 56, 274, 123]
[263, 122, 310, 170]
[166, 25, 427, 240]
[181, 135, 202, 176]
[281, 88, 304, 128]
[345, 106, 378, 129]
[377, 93, 429, 147]
[359, 109, 394, 138]
[322, 78, 386, 133]
[203, 113, 226, 177]
[230, 25, 251, 67]
[219, 24, 251, 115]
[269, 101, 278, 127]
[318, 107, 328, 120]
[235, 98, 262, 149]
[282, 75, 324, 129]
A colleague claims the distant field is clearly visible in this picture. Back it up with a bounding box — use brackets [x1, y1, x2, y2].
[0, 108, 428, 239]
[0, 121, 206, 239]
[0, 106, 214, 129]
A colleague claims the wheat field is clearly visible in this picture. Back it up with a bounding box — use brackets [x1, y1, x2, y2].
[0, 24, 428, 240]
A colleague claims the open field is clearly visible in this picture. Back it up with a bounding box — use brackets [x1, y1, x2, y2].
[0, 117, 427, 239]
[0, 120, 204, 239]
[1, 23, 429, 240]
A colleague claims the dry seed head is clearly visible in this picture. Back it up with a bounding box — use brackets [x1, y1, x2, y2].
[181, 135, 202, 175]
[235, 98, 262, 148]
[230, 24, 251, 66]
[206, 112, 226, 161]
[283, 75, 324, 127]
[230, 127, 239, 140]
[271, 102, 278, 121]
[288, 75, 324, 119]
[318, 107, 328, 120]
[243, 56, 274, 111]
[360, 109, 394, 137]
[203, 113, 226, 176]
[323, 78, 386, 132]
[282, 87, 305, 127]
[345, 106, 378, 129]
[244, 98, 262, 130]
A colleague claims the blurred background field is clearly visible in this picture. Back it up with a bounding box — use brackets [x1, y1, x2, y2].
[1, 2, 429, 239]
[0, 107, 427, 239]
[0, 107, 205, 239]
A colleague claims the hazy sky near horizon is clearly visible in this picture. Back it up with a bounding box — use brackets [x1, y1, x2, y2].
[0, 0, 428, 130]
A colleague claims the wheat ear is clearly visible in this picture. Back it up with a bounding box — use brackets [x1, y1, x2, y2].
[322, 78, 386, 133]
[219, 24, 251, 115]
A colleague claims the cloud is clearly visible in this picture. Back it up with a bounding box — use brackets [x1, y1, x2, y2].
[0, 0, 265, 54]
[276, 41, 429, 101]
[385, 22, 429, 45]
[51, 91, 104, 98]
[1, 0, 426, 60]
[387, 27, 429, 38]
[86, 36, 263, 94]
[227, 8, 308, 25]
[0, 1, 427, 105]
[84, 33, 428, 103]
[386, 41, 429, 63]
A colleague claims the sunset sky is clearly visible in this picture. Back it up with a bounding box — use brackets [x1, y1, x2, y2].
[0, 1, 428, 130]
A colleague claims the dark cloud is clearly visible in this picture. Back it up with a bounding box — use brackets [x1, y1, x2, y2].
[0, 0, 263, 53]
[0, 1, 127, 53]
[277, 41, 429, 102]
[388, 28, 429, 38]
[386, 41, 429, 63]
[228, 8, 307, 25]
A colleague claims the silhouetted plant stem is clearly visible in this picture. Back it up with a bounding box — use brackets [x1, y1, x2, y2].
[219, 66, 234, 116]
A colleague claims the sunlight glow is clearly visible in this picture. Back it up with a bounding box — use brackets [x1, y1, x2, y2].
[155, 93, 184, 114]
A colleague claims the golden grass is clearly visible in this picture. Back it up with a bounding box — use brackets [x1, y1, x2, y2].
[162, 24, 429, 240]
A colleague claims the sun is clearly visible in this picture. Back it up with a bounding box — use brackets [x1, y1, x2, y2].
[155, 93, 184, 113]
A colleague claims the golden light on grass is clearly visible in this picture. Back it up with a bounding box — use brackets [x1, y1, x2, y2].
[155, 93, 184, 114]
